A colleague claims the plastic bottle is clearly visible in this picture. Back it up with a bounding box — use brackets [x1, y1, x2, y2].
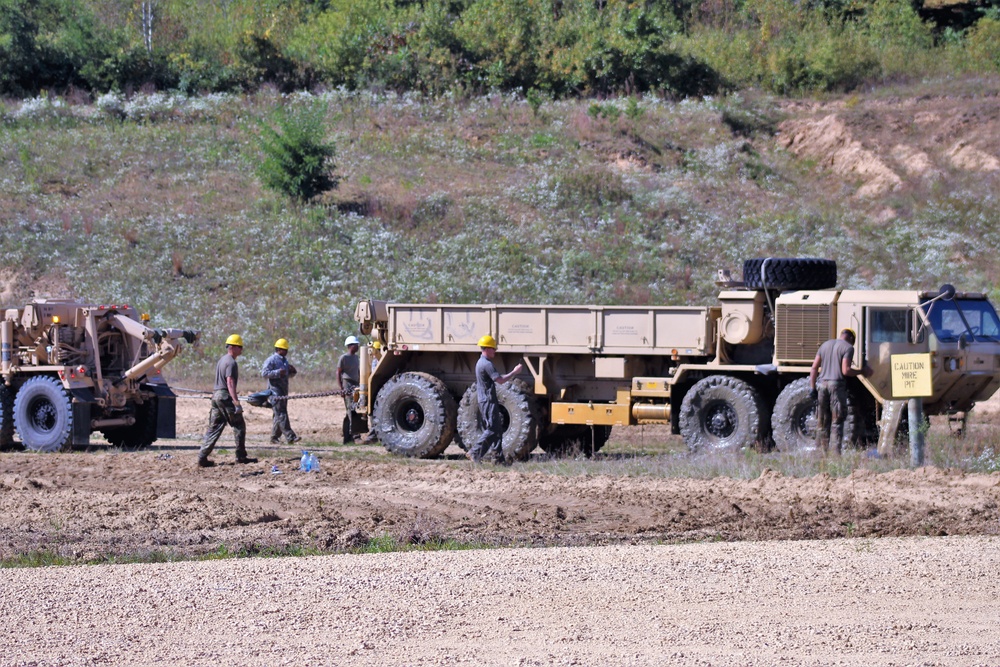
[308, 452, 319, 472]
[299, 450, 311, 472]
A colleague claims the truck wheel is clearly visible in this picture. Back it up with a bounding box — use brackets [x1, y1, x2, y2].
[13, 376, 74, 452]
[742, 258, 837, 291]
[679, 375, 764, 452]
[457, 379, 538, 461]
[373, 372, 457, 458]
[0, 385, 15, 449]
[771, 378, 858, 453]
[102, 399, 158, 450]
[538, 425, 612, 457]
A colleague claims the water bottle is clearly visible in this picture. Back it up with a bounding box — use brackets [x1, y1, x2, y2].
[299, 450, 311, 472]
[308, 452, 319, 472]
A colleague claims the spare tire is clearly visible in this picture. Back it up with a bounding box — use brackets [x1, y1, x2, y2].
[742, 258, 836, 291]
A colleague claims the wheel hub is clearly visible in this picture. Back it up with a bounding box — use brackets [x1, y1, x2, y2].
[30, 401, 57, 432]
[705, 403, 737, 438]
[398, 401, 425, 432]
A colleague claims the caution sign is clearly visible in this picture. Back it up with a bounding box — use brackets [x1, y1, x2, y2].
[891, 353, 933, 398]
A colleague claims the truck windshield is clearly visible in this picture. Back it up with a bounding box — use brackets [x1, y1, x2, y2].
[922, 298, 1000, 343]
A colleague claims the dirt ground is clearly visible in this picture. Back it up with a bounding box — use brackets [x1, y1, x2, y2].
[2, 394, 1000, 563]
[4, 395, 1000, 665]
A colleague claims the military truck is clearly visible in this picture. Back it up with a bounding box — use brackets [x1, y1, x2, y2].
[1, 299, 198, 452]
[352, 258, 1000, 459]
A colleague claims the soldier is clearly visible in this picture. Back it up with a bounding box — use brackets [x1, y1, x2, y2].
[337, 335, 361, 444]
[467, 335, 523, 464]
[198, 334, 256, 467]
[809, 328, 873, 455]
[261, 338, 300, 445]
[360, 341, 384, 445]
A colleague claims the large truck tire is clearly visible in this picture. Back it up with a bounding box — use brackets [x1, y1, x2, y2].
[538, 424, 612, 457]
[771, 377, 858, 453]
[679, 375, 764, 452]
[102, 399, 158, 449]
[0, 384, 15, 449]
[373, 372, 457, 458]
[13, 376, 74, 452]
[457, 379, 538, 461]
[742, 258, 837, 291]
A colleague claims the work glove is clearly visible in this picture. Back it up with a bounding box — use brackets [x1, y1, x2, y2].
[808, 388, 818, 401]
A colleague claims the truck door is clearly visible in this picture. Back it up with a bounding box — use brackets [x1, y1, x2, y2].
[862, 307, 922, 400]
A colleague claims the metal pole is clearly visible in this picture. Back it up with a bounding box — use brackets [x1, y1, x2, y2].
[908, 398, 925, 467]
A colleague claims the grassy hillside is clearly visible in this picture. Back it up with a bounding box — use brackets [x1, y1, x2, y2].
[2, 76, 999, 381]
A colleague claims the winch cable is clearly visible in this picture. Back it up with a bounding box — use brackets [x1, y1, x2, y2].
[171, 387, 349, 401]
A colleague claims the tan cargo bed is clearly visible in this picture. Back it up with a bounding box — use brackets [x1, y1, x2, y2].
[385, 303, 716, 356]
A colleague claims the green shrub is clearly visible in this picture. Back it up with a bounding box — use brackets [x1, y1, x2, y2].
[287, 0, 395, 88]
[454, 0, 543, 90]
[860, 0, 934, 78]
[0, 0, 115, 95]
[965, 17, 1000, 73]
[255, 101, 338, 202]
[678, 1, 879, 94]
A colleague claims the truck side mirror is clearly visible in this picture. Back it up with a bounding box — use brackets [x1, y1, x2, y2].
[910, 309, 925, 345]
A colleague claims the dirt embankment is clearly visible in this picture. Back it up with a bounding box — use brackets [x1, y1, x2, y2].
[778, 93, 1000, 204]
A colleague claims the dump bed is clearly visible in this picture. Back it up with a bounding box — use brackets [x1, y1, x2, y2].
[384, 303, 717, 356]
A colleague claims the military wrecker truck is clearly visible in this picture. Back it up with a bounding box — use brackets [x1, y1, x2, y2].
[1, 299, 198, 452]
[352, 258, 1000, 459]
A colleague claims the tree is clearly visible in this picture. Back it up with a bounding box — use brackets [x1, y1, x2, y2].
[255, 101, 338, 203]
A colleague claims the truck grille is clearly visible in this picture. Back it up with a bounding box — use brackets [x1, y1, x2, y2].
[776, 305, 831, 363]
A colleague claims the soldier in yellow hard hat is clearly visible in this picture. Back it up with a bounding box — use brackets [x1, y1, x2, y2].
[466, 334, 523, 464]
[198, 334, 255, 467]
[261, 338, 300, 445]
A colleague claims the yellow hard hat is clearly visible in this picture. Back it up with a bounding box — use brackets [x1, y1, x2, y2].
[225, 334, 244, 347]
[478, 334, 497, 348]
[371, 341, 382, 350]
[274, 338, 289, 350]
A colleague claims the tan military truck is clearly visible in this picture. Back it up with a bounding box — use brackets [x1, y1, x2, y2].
[1, 299, 198, 452]
[352, 258, 1000, 459]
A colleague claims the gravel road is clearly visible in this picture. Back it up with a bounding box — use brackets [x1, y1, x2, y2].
[3, 536, 999, 666]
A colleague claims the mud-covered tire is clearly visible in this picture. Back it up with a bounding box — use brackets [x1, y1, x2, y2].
[13, 376, 74, 453]
[457, 379, 538, 461]
[538, 424, 612, 457]
[455, 387, 477, 453]
[102, 399, 158, 450]
[771, 377, 858, 453]
[679, 375, 764, 452]
[0, 384, 15, 449]
[742, 258, 837, 291]
[373, 372, 456, 458]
